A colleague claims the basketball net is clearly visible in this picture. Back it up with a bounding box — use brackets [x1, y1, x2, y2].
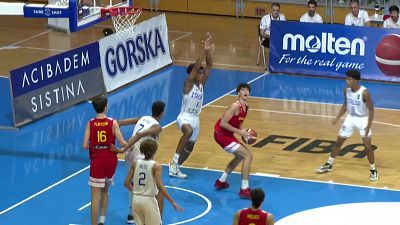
[108, 7, 142, 39]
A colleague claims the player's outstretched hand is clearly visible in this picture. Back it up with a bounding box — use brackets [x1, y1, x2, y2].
[172, 202, 184, 212]
[111, 144, 124, 153]
[203, 32, 214, 50]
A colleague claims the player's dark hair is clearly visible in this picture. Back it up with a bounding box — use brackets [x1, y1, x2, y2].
[346, 69, 361, 80]
[186, 63, 204, 75]
[308, 0, 317, 7]
[271, 2, 280, 8]
[349, 0, 359, 6]
[251, 188, 265, 208]
[140, 139, 158, 159]
[236, 83, 251, 94]
[389, 5, 399, 13]
[92, 95, 108, 113]
[152, 101, 165, 117]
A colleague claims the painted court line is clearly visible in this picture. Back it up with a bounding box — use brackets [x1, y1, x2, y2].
[207, 104, 400, 128]
[0, 72, 265, 215]
[246, 95, 400, 112]
[0, 165, 90, 215]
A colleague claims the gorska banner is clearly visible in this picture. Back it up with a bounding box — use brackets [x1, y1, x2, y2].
[269, 21, 400, 82]
[10, 42, 105, 126]
[99, 13, 172, 92]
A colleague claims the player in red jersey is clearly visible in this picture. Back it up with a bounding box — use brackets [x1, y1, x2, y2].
[82, 95, 127, 225]
[232, 188, 275, 225]
[214, 83, 253, 198]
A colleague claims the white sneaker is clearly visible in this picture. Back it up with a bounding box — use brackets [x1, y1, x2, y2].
[370, 170, 379, 181]
[169, 162, 188, 179]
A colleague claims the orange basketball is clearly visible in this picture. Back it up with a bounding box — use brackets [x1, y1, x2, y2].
[242, 128, 257, 145]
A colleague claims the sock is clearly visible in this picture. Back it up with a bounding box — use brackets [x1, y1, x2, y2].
[219, 172, 228, 182]
[99, 216, 106, 223]
[327, 157, 335, 165]
[128, 191, 132, 214]
[370, 163, 376, 170]
[241, 180, 249, 189]
[173, 153, 180, 164]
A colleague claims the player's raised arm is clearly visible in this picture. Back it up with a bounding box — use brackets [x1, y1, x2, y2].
[202, 32, 213, 85]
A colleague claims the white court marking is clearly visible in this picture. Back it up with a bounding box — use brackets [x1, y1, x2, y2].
[275, 202, 400, 225]
[0, 72, 267, 215]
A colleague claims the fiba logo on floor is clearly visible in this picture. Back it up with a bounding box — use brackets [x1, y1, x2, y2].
[375, 34, 400, 77]
[283, 32, 366, 56]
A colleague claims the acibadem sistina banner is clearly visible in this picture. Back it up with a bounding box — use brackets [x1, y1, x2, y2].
[269, 21, 400, 82]
[10, 42, 106, 126]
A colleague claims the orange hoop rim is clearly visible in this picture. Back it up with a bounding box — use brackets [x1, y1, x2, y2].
[106, 6, 142, 17]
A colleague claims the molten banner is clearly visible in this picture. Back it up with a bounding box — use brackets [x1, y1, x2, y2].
[269, 21, 400, 82]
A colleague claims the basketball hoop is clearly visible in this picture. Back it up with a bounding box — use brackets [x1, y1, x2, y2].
[101, 6, 142, 39]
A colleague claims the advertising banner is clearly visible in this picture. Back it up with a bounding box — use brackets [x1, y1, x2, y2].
[98, 13, 172, 92]
[269, 21, 400, 82]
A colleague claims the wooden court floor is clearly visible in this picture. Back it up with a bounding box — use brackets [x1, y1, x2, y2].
[1, 11, 400, 190]
[156, 96, 400, 190]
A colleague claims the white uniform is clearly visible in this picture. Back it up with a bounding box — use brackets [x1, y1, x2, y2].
[345, 10, 370, 26]
[132, 159, 161, 225]
[383, 17, 400, 29]
[339, 86, 372, 138]
[177, 83, 203, 142]
[125, 116, 160, 165]
[259, 13, 286, 36]
[300, 12, 323, 23]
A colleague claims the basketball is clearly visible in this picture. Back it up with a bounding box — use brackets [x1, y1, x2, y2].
[375, 34, 400, 77]
[242, 128, 257, 145]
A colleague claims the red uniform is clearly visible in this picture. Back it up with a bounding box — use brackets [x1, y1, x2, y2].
[88, 117, 117, 187]
[238, 208, 268, 225]
[214, 101, 248, 153]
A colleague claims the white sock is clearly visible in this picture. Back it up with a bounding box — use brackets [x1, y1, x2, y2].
[219, 172, 228, 182]
[99, 216, 106, 223]
[173, 153, 180, 164]
[241, 180, 249, 189]
[327, 157, 335, 165]
[370, 163, 376, 170]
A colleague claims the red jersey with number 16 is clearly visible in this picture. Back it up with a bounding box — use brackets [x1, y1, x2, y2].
[238, 208, 268, 225]
[89, 117, 116, 160]
[214, 101, 248, 136]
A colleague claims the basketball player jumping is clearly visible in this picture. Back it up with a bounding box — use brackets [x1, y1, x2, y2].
[169, 32, 213, 179]
[214, 83, 254, 198]
[316, 69, 378, 181]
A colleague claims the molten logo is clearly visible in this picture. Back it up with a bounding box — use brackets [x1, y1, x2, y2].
[282, 33, 365, 56]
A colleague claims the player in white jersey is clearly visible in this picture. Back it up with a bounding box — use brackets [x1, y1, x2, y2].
[124, 140, 182, 225]
[300, 0, 323, 23]
[344, 0, 370, 26]
[316, 70, 378, 181]
[383, 5, 400, 29]
[169, 32, 213, 179]
[112, 101, 165, 224]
